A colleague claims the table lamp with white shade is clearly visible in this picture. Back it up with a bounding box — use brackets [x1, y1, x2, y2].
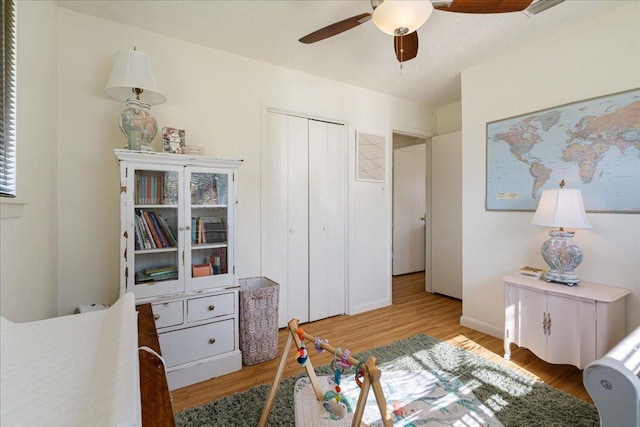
[531, 180, 592, 285]
[104, 48, 166, 151]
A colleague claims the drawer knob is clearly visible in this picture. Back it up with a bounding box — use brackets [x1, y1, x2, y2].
[154, 314, 160, 321]
[208, 304, 215, 311]
[209, 338, 216, 344]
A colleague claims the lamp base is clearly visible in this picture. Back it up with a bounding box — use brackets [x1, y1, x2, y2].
[543, 271, 580, 286]
[119, 99, 158, 152]
[540, 229, 584, 286]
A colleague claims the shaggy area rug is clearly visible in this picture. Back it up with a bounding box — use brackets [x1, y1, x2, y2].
[175, 334, 598, 426]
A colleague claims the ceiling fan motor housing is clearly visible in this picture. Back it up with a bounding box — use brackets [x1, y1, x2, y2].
[372, 0, 434, 36]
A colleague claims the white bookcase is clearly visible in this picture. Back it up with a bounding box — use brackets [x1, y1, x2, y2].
[115, 149, 243, 390]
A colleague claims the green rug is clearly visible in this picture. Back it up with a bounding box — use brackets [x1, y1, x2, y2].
[175, 334, 598, 426]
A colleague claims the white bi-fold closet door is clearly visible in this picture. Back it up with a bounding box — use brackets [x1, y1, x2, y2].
[263, 111, 346, 327]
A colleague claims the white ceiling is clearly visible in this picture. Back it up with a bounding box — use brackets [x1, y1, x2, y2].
[57, 0, 628, 108]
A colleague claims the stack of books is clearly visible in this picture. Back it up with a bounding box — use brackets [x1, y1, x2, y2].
[135, 265, 178, 283]
[517, 266, 545, 279]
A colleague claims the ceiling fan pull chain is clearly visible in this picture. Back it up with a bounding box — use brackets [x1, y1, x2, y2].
[400, 36, 404, 71]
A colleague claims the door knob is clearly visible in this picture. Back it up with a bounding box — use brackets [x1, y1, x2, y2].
[420, 215, 427, 222]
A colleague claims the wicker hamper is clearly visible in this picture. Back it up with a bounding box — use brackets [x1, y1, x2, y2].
[238, 277, 279, 365]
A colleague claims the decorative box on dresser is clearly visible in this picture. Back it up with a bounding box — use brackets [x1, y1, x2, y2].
[115, 149, 243, 390]
[503, 275, 630, 369]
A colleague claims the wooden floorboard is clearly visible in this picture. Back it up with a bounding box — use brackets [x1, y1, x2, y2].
[170, 272, 590, 413]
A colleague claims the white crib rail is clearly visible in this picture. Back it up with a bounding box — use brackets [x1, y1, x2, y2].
[583, 326, 640, 427]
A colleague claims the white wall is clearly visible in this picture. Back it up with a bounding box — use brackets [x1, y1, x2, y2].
[54, 9, 433, 316]
[0, 1, 59, 322]
[461, 3, 640, 336]
[436, 101, 462, 134]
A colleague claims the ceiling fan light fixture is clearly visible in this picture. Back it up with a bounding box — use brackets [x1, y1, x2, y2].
[372, 0, 434, 36]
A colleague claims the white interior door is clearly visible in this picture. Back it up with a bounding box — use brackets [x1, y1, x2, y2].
[392, 144, 426, 275]
[431, 131, 462, 299]
[309, 120, 346, 321]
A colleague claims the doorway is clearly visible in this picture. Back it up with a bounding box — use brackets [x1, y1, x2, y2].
[392, 132, 430, 284]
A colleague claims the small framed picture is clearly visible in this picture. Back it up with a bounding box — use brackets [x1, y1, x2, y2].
[183, 144, 205, 156]
[162, 127, 185, 154]
[356, 131, 386, 182]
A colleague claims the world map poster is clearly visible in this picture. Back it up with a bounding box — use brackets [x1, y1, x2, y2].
[486, 88, 640, 212]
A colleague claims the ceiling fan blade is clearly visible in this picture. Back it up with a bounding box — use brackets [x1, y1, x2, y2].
[299, 13, 372, 44]
[394, 32, 418, 63]
[433, 0, 534, 14]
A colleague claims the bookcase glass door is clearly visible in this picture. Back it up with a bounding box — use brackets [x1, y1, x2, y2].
[129, 164, 184, 298]
[185, 167, 234, 292]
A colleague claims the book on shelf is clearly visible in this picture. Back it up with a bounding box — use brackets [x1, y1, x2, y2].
[210, 247, 228, 274]
[142, 211, 164, 248]
[157, 214, 177, 246]
[135, 210, 154, 249]
[517, 266, 545, 279]
[148, 211, 170, 248]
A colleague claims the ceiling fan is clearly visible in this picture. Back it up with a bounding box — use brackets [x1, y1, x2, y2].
[299, 0, 552, 64]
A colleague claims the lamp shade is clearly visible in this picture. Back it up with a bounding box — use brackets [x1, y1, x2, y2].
[531, 188, 591, 229]
[372, 0, 433, 36]
[104, 49, 166, 105]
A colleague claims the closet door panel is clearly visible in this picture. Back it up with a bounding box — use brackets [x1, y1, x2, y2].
[264, 112, 291, 327]
[287, 116, 310, 323]
[308, 121, 330, 321]
[325, 122, 346, 318]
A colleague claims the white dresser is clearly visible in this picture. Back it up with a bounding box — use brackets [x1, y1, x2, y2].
[503, 275, 630, 369]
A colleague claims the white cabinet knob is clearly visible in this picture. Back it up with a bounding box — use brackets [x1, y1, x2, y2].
[323, 226, 328, 231]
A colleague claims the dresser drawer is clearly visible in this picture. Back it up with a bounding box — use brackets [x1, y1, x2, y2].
[187, 292, 235, 323]
[158, 319, 235, 368]
[151, 300, 184, 329]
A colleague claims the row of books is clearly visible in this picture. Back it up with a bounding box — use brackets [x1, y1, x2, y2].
[192, 216, 227, 244]
[136, 172, 165, 205]
[135, 265, 178, 283]
[135, 210, 178, 250]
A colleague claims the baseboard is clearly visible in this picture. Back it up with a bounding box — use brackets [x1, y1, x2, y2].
[460, 316, 503, 340]
[349, 297, 391, 315]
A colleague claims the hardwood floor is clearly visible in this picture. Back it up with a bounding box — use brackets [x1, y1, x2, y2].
[170, 272, 590, 413]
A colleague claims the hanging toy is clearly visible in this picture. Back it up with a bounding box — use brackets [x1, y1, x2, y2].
[324, 398, 348, 419]
[314, 336, 328, 354]
[338, 348, 351, 371]
[296, 342, 308, 366]
[295, 327, 308, 366]
[355, 361, 365, 388]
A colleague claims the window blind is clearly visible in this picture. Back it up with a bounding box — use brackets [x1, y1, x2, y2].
[1, 0, 17, 197]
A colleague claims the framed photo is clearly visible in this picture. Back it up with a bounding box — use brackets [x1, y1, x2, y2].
[486, 88, 640, 212]
[356, 131, 386, 182]
[162, 127, 186, 154]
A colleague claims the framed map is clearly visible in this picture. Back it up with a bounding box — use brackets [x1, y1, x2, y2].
[486, 88, 640, 212]
[356, 131, 386, 182]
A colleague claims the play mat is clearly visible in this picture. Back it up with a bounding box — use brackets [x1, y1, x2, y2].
[293, 369, 503, 426]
